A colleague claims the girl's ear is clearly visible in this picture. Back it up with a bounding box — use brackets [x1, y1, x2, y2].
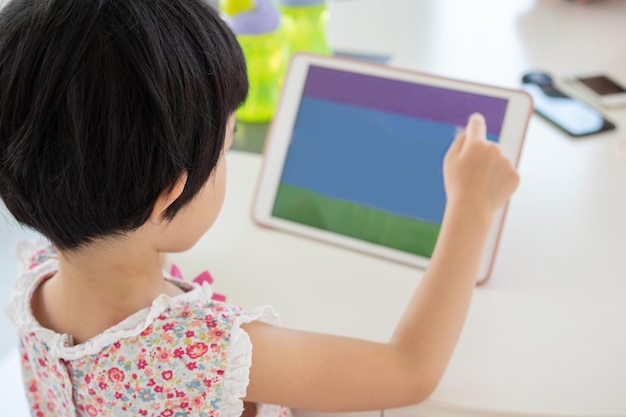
[149, 173, 188, 225]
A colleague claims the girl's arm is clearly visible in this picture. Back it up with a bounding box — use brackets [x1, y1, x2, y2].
[242, 114, 520, 411]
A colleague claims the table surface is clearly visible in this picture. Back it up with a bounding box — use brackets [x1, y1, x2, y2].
[172, 1, 626, 416]
[2, 0, 626, 416]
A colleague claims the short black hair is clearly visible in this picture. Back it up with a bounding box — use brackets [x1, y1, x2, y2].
[0, 0, 248, 250]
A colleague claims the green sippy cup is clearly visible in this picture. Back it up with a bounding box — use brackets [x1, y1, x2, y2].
[221, 0, 288, 122]
[278, 0, 331, 57]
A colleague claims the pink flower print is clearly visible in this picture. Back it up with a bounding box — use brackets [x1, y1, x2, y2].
[144, 368, 154, 377]
[140, 326, 153, 337]
[203, 378, 212, 388]
[161, 410, 174, 417]
[175, 390, 186, 398]
[86, 404, 98, 416]
[186, 342, 208, 359]
[88, 389, 96, 396]
[162, 370, 173, 381]
[154, 385, 164, 393]
[162, 322, 175, 332]
[185, 330, 195, 338]
[161, 332, 175, 345]
[208, 328, 225, 341]
[108, 367, 125, 383]
[137, 359, 148, 370]
[147, 378, 156, 387]
[114, 341, 121, 349]
[192, 396, 203, 408]
[29, 382, 37, 393]
[85, 375, 91, 384]
[98, 382, 108, 390]
[173, 348, 184, 359]
[186, 362, 198, 371]
[115, 392, 123, 400]
[37, 358, 47, 367]
[156, 348, 172, 363]
[139, 410, 148, 416]
[180, 402, 189, 409]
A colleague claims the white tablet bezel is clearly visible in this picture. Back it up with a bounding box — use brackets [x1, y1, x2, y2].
[252, 53, 532, 285]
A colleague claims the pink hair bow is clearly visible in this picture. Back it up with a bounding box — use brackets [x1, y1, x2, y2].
[169, 264, 226, 302]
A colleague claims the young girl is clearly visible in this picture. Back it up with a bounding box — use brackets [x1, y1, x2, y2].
[0, 0, 520, 416]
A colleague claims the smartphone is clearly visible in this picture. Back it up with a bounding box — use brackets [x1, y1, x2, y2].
[563, 74, 626, 108]
[521, 72, 616, 137]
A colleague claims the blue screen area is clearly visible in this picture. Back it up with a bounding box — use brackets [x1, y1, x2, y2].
[279, 97, 501, 225]
[283, 98, 448, 223]
[281, 66, 507, 228]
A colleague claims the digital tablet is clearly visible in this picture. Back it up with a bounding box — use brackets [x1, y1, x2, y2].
[252, 54, 532, 285]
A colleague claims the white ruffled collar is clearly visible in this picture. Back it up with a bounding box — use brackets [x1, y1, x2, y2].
[7, 240, 216, 361]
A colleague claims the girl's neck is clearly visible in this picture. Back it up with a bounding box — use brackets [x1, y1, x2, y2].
[32, 236, 184, 344]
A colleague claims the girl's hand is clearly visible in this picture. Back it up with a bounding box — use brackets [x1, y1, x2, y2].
[443, 113, 520, 217]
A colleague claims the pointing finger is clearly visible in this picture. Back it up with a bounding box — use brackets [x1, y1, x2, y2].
[464, 113, 487, 143]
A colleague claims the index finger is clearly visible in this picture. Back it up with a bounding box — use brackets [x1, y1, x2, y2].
[464, 113, 487, 142]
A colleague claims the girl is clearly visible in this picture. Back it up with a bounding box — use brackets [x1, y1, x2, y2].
[0, 0, 520, 416]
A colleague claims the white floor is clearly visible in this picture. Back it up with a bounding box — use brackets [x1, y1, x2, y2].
[0, 203, 38, 358]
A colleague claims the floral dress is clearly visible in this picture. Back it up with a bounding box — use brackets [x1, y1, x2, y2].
[6, 240, 291, 417]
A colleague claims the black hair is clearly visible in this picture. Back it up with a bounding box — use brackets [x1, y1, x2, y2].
[0, 0, 248, 250]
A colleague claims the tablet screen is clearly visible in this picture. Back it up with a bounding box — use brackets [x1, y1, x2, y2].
[271, 65, 509, 258]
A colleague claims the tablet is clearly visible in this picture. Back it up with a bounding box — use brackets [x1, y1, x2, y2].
[252, 54, 532, 285]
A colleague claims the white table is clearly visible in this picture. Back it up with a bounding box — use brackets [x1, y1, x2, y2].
[173, 1, 626, 416]
[3, 0, 626, 415]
